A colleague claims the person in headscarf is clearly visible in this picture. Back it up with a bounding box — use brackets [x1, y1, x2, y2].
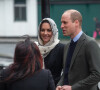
[38, 18, 65, 86]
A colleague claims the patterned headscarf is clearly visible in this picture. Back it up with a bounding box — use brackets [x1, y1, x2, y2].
[38, 18, 60, 58]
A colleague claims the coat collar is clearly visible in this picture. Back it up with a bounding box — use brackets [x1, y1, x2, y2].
[63, 33, 86, 70]
[69, 33, 86, 70]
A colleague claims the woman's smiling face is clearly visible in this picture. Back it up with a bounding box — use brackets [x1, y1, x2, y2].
[40, 22, 53, 45]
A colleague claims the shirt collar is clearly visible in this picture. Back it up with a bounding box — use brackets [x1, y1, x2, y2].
[73, 31, 83, 42]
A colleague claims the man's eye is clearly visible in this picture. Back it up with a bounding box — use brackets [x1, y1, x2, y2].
[64, 22, 67, 24]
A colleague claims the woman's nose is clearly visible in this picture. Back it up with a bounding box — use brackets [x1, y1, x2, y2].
[44, 30, 48, 34]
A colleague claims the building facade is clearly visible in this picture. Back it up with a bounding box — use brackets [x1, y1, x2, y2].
[0, 0, 37, 37]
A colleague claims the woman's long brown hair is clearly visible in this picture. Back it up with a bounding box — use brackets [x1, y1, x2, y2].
[2, 37, 43, 83]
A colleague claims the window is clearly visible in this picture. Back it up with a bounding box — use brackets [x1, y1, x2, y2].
[14, 0, 26, 21]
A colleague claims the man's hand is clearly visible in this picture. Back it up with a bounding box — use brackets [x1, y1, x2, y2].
[61, 85, 72, 90]
[56, 86, 62, 90]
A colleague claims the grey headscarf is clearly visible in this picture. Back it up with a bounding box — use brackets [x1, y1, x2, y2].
[38, 18, 60, 58]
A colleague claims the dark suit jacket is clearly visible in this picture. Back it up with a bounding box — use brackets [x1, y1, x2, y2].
[0, 69, 55, 90]
[57, 33, 100, 90]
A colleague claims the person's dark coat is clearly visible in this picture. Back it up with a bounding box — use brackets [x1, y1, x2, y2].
[0, 69, 55, 90]
[44, 43, 64, 85]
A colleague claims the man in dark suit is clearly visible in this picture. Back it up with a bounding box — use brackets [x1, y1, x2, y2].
[56, 9, 100, 90]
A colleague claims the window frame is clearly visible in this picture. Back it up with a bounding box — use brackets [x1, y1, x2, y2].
[14, 0, 27, 21]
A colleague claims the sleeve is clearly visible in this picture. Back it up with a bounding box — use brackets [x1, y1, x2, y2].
[72, 40, 100, 90]
[57, 72, 64, 86]
[60, 44, 65, 68]
[47, 70, 55, 90]
[57, 44, 68, 86]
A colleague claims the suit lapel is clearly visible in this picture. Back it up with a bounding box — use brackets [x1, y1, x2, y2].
[69, 33, 86, 70]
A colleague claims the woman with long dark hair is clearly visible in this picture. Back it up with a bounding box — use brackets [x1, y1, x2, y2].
[0, 37, 55, 90]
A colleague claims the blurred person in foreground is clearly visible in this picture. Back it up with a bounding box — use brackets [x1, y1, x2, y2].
[37, 18, 65, 86]
[56, 9, 100, 90]
[0, 36, 55, 90]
